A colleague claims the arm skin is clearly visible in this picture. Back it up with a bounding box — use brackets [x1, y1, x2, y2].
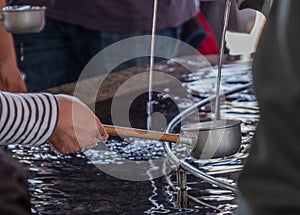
[0, 0, 27, 93]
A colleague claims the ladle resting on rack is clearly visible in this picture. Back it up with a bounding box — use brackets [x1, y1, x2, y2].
[104, 119, 241, 160]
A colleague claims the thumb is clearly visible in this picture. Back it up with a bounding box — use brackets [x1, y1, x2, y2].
[95, 117, 109, 141]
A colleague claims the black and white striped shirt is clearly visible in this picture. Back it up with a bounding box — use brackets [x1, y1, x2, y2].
[0, 92, 59, 146]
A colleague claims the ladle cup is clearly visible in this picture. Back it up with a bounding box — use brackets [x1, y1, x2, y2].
[0, 5, 46, 33]
[103, 119, 241, 159]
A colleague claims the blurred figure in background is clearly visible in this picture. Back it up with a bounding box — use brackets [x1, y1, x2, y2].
[5, 0, 198, 92]
[181, 0, 257, 57]
[1, 0, 109, 212]
[236, 0, 300, 214]
[200, 0, 256, 53]
[0, 0, 27, 93]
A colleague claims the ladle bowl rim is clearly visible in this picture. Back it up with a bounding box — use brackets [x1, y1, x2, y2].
[2, 5, 46, 12]
[181, 119, 242, 132]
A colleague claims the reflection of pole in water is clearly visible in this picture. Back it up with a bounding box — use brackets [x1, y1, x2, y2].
[147, 0, 158, 130]
[214, 0, 231, 120]
[177, 166, 188, 209]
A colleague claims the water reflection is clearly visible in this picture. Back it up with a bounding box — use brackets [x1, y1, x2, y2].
[6, 61, 258, 214]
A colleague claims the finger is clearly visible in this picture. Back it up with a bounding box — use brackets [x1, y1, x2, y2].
[5, 75, 27, 93]
[50, 135, 82, 154]
[0, 83, 6, 91]
[0, 78, 8, 92]
[95, 117, 109, 141]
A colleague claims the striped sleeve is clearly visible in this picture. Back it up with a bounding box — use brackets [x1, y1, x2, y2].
[0, 92, 59, 146]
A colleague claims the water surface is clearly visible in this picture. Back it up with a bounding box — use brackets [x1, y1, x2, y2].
[8, 61, 258, 215]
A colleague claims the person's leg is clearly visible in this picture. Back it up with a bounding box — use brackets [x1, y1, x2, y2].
[80, 26, 183, 72]
[0, 149, 31, 215]
[13, 18, 80, 92]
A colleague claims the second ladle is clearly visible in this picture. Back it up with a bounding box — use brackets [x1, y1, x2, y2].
[1, 5, 46, 33]
[103, 119, 241, 159]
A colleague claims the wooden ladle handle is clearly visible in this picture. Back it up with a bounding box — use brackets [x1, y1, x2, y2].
[103, 125, 180, 143]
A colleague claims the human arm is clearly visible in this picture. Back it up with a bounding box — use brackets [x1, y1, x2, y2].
[0, 0, 27, 93]
[0, 92, 108, 154]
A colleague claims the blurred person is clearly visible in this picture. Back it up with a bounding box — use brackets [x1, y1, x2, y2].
[236, 0, 300, 214]
[0, 0, 109, 154]
[5, 0, 198, 91]
[200, 0, 257, 48]
[1, 4, 109, 211]
[200, 0, 256, 55]
[0, 0, 27, 93]
[181, 0, 257, 55]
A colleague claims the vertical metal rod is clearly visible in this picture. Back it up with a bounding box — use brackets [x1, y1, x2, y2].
[176, 165, 188, 209]
[214, 0, 231, 120]
[147, 0, 158, 130]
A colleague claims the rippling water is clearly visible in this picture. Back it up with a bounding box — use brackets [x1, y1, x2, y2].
[7, 61, 258, 214]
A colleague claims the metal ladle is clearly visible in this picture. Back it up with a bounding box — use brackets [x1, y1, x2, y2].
[104, 119, 241, 160]
[0, 4, 46, 33]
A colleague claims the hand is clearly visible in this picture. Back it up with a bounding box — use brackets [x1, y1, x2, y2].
[49, 95, 109, 154]
[0, 56, 27, 93]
